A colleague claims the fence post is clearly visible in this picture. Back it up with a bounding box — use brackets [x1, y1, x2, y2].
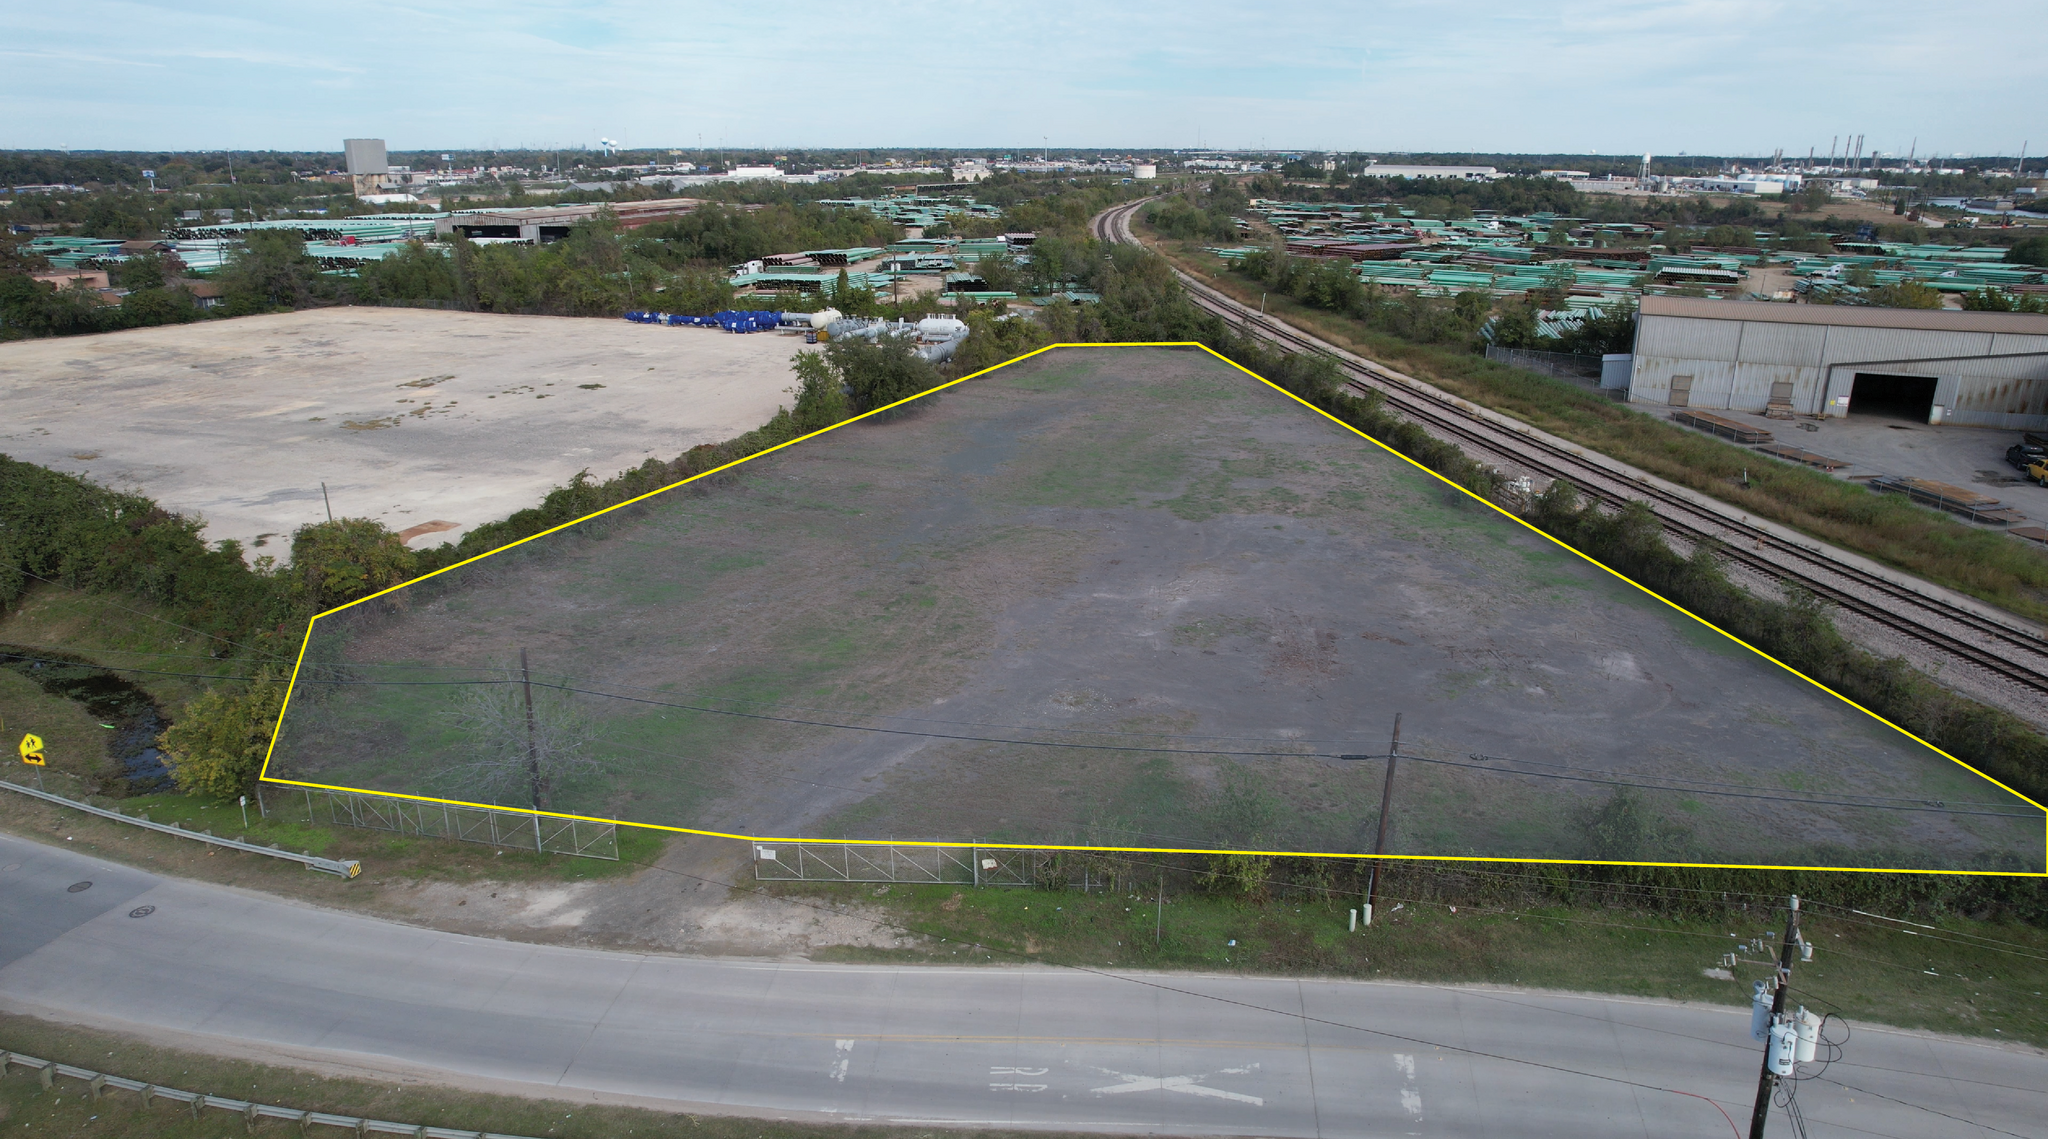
[533, 811, 544, 853]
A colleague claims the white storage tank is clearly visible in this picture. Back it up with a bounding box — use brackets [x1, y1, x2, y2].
[1133, 164, 1158, 180]
[808, 308, 843, 330]
[918, 316, 968, 340]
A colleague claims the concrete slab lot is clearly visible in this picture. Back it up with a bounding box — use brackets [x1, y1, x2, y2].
[0, 308, 798, 551]
[268, 347, 2046, 871]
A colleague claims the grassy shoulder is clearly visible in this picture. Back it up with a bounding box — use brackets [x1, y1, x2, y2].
[0, 773, 665, 905]
[776, 880, 2048, 1049]
[0, 583, 248, 713]
[0, 1011, 1112, 1139]
[1140, 230, 2048, 625]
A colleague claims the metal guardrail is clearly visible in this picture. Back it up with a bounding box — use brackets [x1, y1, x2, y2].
[1, 1049, 542, 1138]
[0, 777, 361, 878]
[298, 788, 618, 861]
[752, 841, 1044, 886]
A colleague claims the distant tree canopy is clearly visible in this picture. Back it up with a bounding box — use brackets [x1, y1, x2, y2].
[634, 202, 897, 265]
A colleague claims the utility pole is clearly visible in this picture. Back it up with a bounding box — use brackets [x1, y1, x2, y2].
[1363, 713, 1402, 926]
[1156, 869, 1165, 947]
[520, 648, 543, 811]
[1748, 895, 1803, 1139]
[320, 481, 333, 522]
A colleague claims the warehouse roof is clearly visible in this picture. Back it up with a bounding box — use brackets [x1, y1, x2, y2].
[1639, 295, 2048, 335]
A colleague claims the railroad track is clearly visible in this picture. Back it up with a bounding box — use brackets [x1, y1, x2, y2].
[1090, 199, 2048, 707]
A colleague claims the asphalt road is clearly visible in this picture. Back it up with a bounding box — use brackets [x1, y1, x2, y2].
[0, 834, 2041, 1138]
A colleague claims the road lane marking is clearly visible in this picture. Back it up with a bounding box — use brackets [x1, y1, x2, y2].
[1087, 1064, 1264, 1106]
[1394, 1053, 1423, 1124]
[830, 1038, 854, 1083]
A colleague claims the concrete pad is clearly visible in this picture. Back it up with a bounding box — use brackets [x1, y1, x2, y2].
[1655, 400, 2048, 517]
[0, 308, 804, 555]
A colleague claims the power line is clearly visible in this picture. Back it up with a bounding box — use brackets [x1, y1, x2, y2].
[1815, 1076, 2035, 1139]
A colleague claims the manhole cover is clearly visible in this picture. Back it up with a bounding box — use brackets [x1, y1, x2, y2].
[66, 881, 92, 893]
[128, 906, 155, 919]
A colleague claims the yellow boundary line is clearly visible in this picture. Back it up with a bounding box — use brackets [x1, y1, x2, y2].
[259, 342, 2048, 878]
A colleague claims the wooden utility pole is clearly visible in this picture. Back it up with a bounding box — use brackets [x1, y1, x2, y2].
[1749, 895, 1803, 1138]
[519, 648, 543, 810]
[1363, 713, 1402, 925]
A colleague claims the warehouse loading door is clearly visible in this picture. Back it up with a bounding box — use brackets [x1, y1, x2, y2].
[1848, 372, 1938, 422]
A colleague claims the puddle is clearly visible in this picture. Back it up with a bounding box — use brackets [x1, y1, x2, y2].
[0, 647, 173, 792]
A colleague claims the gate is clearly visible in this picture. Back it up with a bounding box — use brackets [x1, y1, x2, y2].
[750, 842, 1047, 886]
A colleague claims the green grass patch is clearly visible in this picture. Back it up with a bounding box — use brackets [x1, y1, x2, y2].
[0, 584, 247, 712]
[0, 778, 660, 892]
[786, 880, 2048, 1047]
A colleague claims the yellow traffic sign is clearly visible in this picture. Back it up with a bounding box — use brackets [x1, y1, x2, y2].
[19, 733, 46, 766]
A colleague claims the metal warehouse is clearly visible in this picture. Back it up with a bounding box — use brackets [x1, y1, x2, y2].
[1629, 296, 2048, 428]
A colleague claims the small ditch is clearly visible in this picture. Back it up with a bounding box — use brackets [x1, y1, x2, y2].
[0, 647, 173, 793]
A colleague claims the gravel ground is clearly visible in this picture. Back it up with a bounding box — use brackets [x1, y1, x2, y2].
[0, 307, 800, 553]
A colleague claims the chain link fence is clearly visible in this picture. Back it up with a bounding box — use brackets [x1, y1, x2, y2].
[279, 787, 618, 861]
[1484, 344, 1605, 381]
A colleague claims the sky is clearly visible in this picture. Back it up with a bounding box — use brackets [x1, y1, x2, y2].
[4, 0, 2045, 158]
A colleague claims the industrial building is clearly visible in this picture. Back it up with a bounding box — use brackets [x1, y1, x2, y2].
[433, 198, 705, 242]
[1629, 297, 2048, 428]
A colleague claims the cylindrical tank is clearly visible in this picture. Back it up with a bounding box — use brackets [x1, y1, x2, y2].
[1134, 164, 1158, 179]
[917, 316, 968, 340]
[809, 308, 842, 329]
[1767, 1020, 1797, 1076]
[1793, 1008, 1821, 1064]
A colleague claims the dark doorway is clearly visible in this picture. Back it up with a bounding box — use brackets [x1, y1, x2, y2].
[1848, 373, 1938, 421]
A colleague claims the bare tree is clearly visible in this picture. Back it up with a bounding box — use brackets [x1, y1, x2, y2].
[433, 660, 602, 810]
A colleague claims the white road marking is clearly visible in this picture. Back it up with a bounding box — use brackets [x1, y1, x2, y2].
[1087, 1064, 1264, 1106]
[990, 1067, 1049, 1076]
[988, 1083, 1049, 1092]
[1393, 1053, 1423, 1122]
[830, 1038, 854, 1083]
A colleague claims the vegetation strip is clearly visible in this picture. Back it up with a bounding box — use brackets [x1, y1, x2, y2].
[0, 1050, 539, 1138]
[0, 776, 360, 876]
[0, 1011, 1145, 1139]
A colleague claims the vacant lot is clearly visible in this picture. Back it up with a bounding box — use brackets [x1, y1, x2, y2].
[267, 348, 2044, 870]
[0, 308, 798, 551]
